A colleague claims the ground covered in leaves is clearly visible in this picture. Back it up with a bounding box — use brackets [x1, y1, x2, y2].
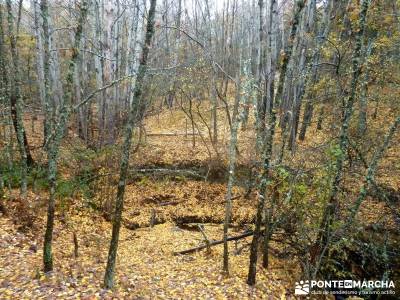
[1, 103, 399, 299]
[0, 198, 296, 299]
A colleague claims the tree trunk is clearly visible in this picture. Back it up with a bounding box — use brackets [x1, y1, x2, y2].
[263, 0, 278, 130]
[166, 0, 181, 108]
[41, 0, 88, 272]
[358, 39, 374, 135]
[103, 0, 157, 289]
[205, 0, 218, 146]
[5, 0, 33, 198]
[298, 0, 334, 141]
[31, 0, 46, 114]
[288, 0, 316, 151]
[247, 0, 305, 286]
[349, 116, 399, 222]
[256, 0, 266, 135]
[317, 0, 370, 256]
[223, 63, 243, 273]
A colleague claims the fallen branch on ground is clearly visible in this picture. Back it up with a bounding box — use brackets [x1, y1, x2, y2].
[173, 215, 223, 226]
[197, 224, 211, 253]
[147, 132, 200, 136]
[173, 230, 254, 255]
[159, 200, 183, 206]
[130, 168, 205, 180]
[123, 216, 166, 230]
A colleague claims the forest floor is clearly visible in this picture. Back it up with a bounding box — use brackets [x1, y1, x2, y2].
[0, 109, 297, 300]
[0, 102, 399, 299]
[0, 201, 296, 299]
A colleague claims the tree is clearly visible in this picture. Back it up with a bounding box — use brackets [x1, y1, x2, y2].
[358, 38, 374, 135]
[205, 0, 219, 146]
[31, 0, 46, 120]
[5, 0, 35, 198]
[316, 0, 371, 266]
[103, 0, 157, 289]
[298, 0, 335, 141]
[42, 0, 88, 272]
[223, 57, 248, 273]
[247, 0, 305, 286]
[349, 115, 400, 223]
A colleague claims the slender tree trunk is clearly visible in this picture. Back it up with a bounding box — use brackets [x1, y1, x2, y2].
[94, 0, 105, 148]
[42, 0, 88, 272]
[265, 0, 278, 120]
[0, 6, 10, 136]
[288, 0, 316, 151]
[74, 38, 84, 140]
[247, 0, 305, 286]
[103, 0, 157, 289]
[299, 101, 313, 140]
[40, 0, 52, 146]
[166, 0, 182, 108]
[48, 15, 63, 113]
[358, 39, 373, 135]
[101, 0, 115, 146]
[317, 0, 370, 254]
[41, 0, 54, 271]
[299, 0, 334, 141]
[31, 0, 46, 113]
[223, 63, 243, 273]
[5, 0, 33, 198]
[256, 0, 266, 135]
[0, 6, 14, 198]
[350, 116, 399, 222]
[316, 105, 324, 130]
[112, 0, 121, 137]
[262, 185, 277, 268]
[205, 0, 218, 146]
[124, 2, 140, 110]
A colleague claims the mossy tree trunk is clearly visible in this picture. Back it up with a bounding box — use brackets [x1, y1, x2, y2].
[317, 0, 370, 260]
[358, 39, 374, 135]
[349, 116, 399, 223]
[103, 0, 157, 289]
[247, 0, 305, 286]
[41, 0, 88, 272]
[298, 0, 334, 141]
[5, 0, 34, 198]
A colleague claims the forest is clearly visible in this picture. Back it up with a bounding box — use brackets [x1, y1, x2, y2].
[0, 0, 399, 298]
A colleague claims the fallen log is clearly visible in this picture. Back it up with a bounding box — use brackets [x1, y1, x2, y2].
[159, 200, 182, 206]
[173, 215, 223, 226]
[368, 183, 399, 204]
[176, 223, 204, 231]
[173, 230, 254, 255]
[123, 216, 166, 230]
[143, 194, 176, 204]
[130, 168, 205, 180]
[147, 132, 200, 136]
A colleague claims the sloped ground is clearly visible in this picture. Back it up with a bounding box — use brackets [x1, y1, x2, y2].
[0, 201, 296, 299]
[0, 97, 399, 299]
[120, 181, 254, 228]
